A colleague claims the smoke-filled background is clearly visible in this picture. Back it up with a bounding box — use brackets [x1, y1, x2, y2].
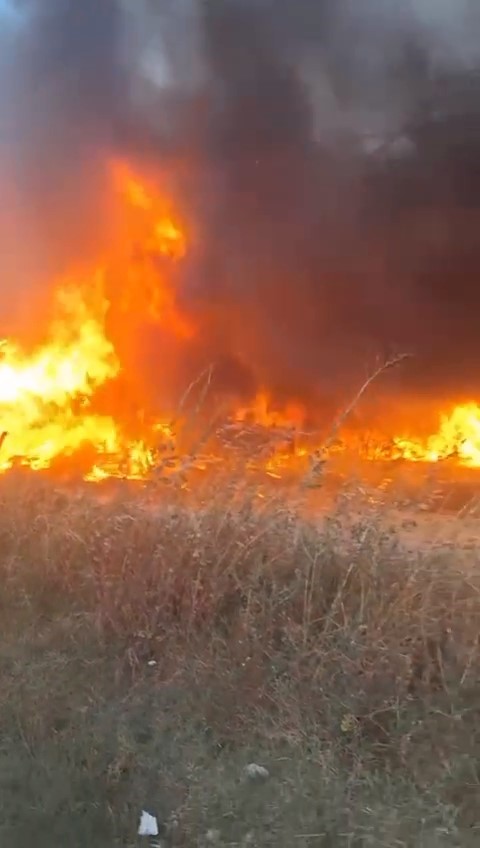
[1, 0, 480, 415]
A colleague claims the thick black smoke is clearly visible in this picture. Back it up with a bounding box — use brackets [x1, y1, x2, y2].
[174, 0, 480, 409]
[2, 0, 480, 409]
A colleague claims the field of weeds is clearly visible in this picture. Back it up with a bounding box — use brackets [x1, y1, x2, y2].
[0, 472, 479, 847]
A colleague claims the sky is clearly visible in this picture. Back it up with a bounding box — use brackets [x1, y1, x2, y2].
[0, 1, 21, 22]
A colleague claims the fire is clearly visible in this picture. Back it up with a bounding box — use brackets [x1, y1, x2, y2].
[235, 390, 305, 430]
[111, 160, 187, 262]
[231, 394, 480, 476]
[108, 160, 192, 337]
[2, 156, 480, 484]
[0, 161, 184, 480]
[390, 403, 480, 467]
[0, 279, 117, 472]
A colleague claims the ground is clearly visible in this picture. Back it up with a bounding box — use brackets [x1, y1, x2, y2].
[0, 467, 479, 847]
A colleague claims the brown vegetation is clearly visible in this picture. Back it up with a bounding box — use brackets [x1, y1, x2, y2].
[0, 472, 479, 846]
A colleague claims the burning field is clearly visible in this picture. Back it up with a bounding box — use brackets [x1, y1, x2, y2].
[3, 3, 480, 846]
[1, 1, 480, 496]
[2, 151, 480, 489]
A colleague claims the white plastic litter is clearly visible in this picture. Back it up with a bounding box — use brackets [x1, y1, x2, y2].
[244, 763, 270, 781]
[138, 810, 159, 836]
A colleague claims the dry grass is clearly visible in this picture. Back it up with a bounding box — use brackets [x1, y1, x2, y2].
[0, 471, 479, 846]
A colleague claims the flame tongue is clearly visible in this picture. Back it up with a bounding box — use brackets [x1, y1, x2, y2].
[0, 161, 184, 479]
[0, 281, 117, 405]
[0, 277, 120, 473]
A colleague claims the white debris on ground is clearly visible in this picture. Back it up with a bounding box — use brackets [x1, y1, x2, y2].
[244, 763, 270, 781]
[138, 810, 159, 836]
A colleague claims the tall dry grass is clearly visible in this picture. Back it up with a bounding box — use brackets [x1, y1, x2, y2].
[0, 470, 479, 846]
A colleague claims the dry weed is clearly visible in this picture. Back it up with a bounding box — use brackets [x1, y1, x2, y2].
[0, 472, 478, 846]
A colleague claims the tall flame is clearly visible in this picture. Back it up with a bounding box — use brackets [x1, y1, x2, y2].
[0, 161, 184, 479]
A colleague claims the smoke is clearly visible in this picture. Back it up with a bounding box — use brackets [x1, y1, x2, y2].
[2, 0, 480, 407]
[0, 0, 128, 330]
[183, 0, 480, 406]
[188, 0, 480, 405]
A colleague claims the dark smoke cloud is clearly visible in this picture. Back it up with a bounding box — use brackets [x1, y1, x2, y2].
[190, 0, 480, 406]
[2, 0, 480, 409]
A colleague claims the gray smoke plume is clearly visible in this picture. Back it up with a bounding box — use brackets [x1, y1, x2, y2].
[188, 0, 480, 405]
[1, 0, 480, 408]
[0, 0, 127, 329]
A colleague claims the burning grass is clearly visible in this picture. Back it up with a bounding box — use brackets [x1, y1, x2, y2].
[3, 154, 480, 485]
[0, 473, 479, 846]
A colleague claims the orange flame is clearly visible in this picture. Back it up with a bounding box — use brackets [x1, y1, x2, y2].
[0, 161, 184, 480]
[108, 160, 192, 337]
[235, 390, 305, 430]
[232, 395, 480, 475]
[2, 158, 480, 483]
[390, 403, 480, 466]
